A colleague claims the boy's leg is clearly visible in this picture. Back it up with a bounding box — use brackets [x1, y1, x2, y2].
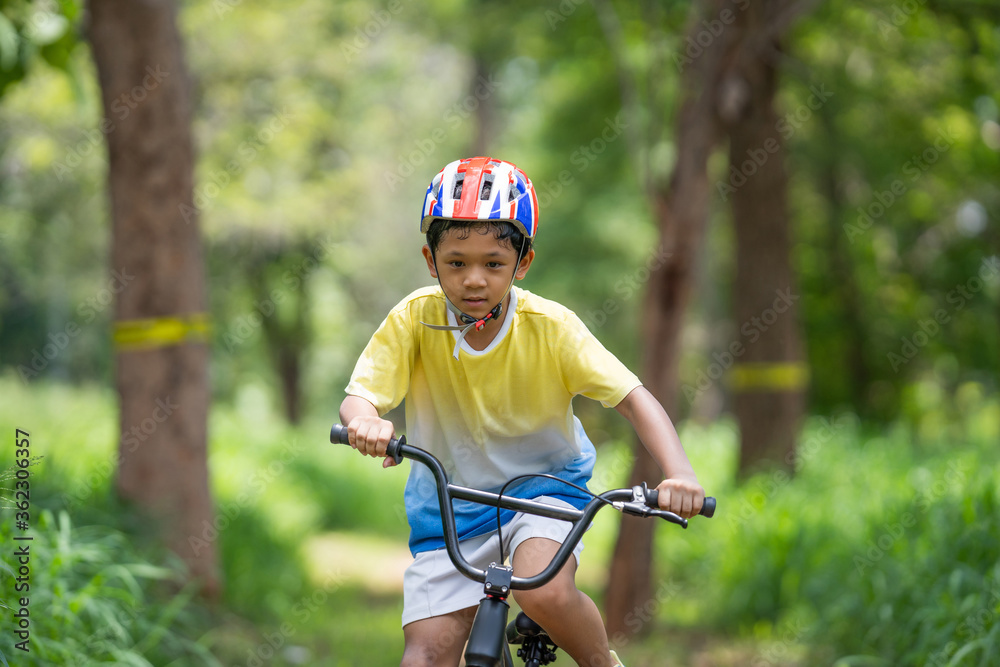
[511, 537, 615, 667]
[401, 607, 477, 667]
[401, 531, 496, 666]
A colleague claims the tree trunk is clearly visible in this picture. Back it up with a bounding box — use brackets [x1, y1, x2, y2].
[818, 106, 870, 412]
[245, 240, 312, 425]
[88, 0, 219, 595]
[470, 56, 496, 157]
[724, 2, 806, 475]
[603, 0, 817, 636]
[258, 274, 308, 426]
[604, 0, 731, 638]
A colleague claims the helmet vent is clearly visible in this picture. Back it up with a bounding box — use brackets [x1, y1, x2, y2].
[480, 174, 494, 200]
[452, 175, 464, 199]
[508, 183, 520, 202]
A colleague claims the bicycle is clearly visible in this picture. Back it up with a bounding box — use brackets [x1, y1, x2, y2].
[330, 423, 716, 667]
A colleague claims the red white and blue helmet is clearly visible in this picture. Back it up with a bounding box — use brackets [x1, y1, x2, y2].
[420, 156, 539, 240]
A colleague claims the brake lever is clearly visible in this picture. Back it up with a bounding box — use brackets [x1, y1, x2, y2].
[612, 485, 688, 528]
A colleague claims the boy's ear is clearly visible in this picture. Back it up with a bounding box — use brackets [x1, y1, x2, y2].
[514, 248, 535, 280]
[422, 245, 438, 278]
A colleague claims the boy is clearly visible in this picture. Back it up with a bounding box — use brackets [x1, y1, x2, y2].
[340, 156, 704, 667]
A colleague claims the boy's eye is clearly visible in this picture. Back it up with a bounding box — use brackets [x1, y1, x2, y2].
[449, 261, 464, 268]
[486, 262, 503, 269]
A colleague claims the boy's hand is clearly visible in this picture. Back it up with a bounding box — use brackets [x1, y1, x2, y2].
[654, 476, 705, 519]
[346, 416, 398, 468]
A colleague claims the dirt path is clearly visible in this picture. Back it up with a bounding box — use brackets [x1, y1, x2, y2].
[303, 531, 413, 593]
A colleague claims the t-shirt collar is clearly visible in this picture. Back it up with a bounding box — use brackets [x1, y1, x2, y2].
[446, 286, 518, 357]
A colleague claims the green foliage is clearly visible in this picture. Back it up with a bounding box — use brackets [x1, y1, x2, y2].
[0, 374, 406, 623]
[1, 0, 997, 428]
[3, 373, 998, 665]
[831, 485, 1000, 667]
[1, 0, 999, 663]
[654, 396, 1000, 666]
[0, 0, 82, 97]
[0, 375, 414, 665]
[0, 509, 218, 666]
[786, 0, 1000, 418]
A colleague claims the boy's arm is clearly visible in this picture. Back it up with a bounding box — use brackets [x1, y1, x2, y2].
[614, 386, 705, 518]
[339, 395, 398, 468]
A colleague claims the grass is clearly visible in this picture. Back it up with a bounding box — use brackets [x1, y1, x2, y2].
[0, 508, 219, 666]
[1, 373, 997, 665]
[633, 396, 1000, 666]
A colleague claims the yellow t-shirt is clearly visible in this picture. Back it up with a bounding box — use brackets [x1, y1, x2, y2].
[346, 285, 641, 554]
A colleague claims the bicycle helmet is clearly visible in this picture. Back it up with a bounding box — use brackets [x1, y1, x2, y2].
[418, 156, 539, 359]
[420, 156, 538, 240]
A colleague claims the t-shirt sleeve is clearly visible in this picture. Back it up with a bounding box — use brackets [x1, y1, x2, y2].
[344, 305, 416, 416]
[557, 312, 642, 408]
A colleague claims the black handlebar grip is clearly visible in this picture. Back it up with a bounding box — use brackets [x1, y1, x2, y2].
[330, 423, 404, 465]
[701, 496, 716, 518]
[330, 423, 350, 445]
[644, 485, 716, 518]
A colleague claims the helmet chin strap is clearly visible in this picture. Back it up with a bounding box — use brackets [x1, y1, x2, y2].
[421, 245, 525, 360]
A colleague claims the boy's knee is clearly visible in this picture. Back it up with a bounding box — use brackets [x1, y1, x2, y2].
[400, 644, 444, 667]
[514, 582, 576, 618]
[402, 611, 473, 666]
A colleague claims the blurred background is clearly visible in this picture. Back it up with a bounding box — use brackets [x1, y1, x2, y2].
[0, 0, 998, 665]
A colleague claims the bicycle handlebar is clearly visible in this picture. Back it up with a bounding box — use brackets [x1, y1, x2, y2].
[330, 423, 715, 590]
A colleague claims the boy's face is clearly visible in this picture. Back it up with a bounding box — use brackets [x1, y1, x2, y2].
[422, 226, 534, 319]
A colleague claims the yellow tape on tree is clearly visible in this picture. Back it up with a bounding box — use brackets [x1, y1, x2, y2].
[114, 313, 211, 351]
[729, 362, 809, 392]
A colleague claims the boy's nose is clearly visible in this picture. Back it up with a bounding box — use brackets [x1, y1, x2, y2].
[464, 270, 488, 288]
